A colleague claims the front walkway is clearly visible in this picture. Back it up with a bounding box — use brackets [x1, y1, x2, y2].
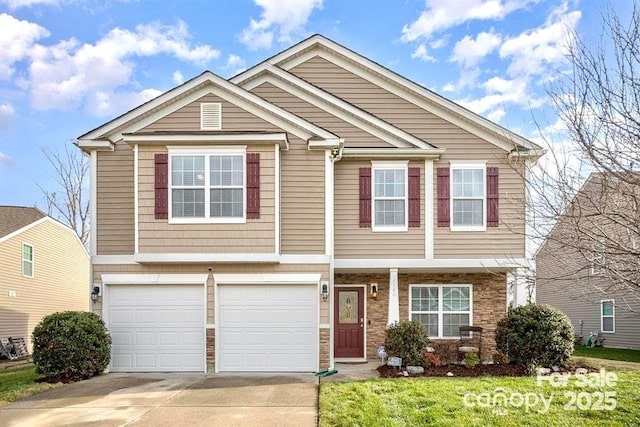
[321, 361, 381, 382]
[0, 373, 318, 427]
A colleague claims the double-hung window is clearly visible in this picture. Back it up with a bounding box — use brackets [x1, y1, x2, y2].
[410, 284, 472, 338]
[22, 243, 33, 278]
[451, 164, 485, 231]
[601, 300, 615, 333]
[372, 162, 408, 231]
[170, 148, 246, 223]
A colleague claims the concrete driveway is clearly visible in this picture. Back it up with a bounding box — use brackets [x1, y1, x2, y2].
[0, 373, 318, 427]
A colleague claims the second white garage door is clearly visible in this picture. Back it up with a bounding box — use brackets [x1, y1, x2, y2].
[217, 285, 318, 372]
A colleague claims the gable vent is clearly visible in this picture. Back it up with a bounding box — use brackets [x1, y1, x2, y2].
[200, 102, 222, 130]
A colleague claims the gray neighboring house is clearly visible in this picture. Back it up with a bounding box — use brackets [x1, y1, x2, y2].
[536, 173, 640, 350]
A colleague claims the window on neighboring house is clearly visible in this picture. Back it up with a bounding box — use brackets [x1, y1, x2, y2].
[601, 299, 615, 333]
[372, 162, 407, 231]
[22, 243, 33, 278]
[451, 165, 485, 231]
[591, 242, 606, 275]
[410, 285, 472, 338]
[170, 149, 245, 223]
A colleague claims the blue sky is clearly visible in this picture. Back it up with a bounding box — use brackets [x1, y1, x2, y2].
[0, 0, 619, 209]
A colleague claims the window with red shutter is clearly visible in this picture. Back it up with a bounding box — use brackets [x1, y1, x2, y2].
[359, 167, 371, 227]
[436, 167, 450, 227]
[408, 167, 420, 227]
[155, 153, 168, 219]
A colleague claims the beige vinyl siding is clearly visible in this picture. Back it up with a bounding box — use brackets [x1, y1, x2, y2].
[92, 263, 330, 325]
[537, 216, 640, 350]
[141, 93, 281, 132]
[0, 220, 89, 351]
[280, 142, 325, 254]
[334, 159, 424, 258]
[291, 56, 525, 259]
[96, 142, 135, 255]
[137, 144, 276, 254]
[250, 82, 392, 148]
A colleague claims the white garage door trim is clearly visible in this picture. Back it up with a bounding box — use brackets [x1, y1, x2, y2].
[101, 274, 208, 373]
[214, 273, 321, 373]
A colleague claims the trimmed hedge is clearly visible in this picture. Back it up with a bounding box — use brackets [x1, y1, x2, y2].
[32, 311, 111, 381]
[495, 304, 574, 372]
[385, 320, 429, 366]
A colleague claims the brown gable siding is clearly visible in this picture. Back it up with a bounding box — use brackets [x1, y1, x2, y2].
[291, 55, 525, 259]
[96, 142, 135, 255]
[141, 93, 281, 133]
[335, 159, 424, 258]
[137, 144, 275, 254]
[250, 82, 392, 148]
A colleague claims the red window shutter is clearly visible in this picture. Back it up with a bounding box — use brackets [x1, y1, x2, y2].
[154, 153, 168, 220]
[436, 167, 450, 227]
[487, 167, 499, 227]
[359, 167, 371, 228]
[408, 167, 420, 227]
[246, 153, 260, 219]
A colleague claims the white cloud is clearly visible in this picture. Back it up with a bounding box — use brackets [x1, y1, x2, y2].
[0, 13, 49, 80]
[0, 151, 12, 165]
[499, 4, 580, 77]
[401, 0, 540, 42]
[487, 107, 506, 122]
[223, 54, 247, 76]
[1, 0, 59, 9]
[172, 70, 184, 85]
[411, 44, 437, 62]
[450, 30, 502, 68]
[27, 20, 219, 115]
[0, 102, 16, 129]
[240, 0, 323, 50]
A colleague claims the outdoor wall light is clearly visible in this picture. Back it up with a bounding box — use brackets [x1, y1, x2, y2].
[91, 286, 100, 303]
[321, 281, 329, 301]
[370, 283, 378, 299]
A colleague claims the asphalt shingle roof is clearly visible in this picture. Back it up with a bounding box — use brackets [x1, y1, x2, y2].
[0, 206, 46, 239]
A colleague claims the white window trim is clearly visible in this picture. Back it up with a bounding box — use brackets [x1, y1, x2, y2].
[450, 162, 486, 232]
[408, 284, 473, 339]
[591, 242, 606, 275]
[22, 242, 34, 278]
[168, 146, 247, 224]
[600, 299, 615, 333]
[371, 161, 409, 232]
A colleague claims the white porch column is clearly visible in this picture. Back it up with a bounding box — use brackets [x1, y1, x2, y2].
[387, 268, 400, 325]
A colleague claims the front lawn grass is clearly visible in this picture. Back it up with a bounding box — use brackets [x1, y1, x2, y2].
[0, 366, 61, 405]
[573, 346, 640, 364]
[319, 370, 640, 426]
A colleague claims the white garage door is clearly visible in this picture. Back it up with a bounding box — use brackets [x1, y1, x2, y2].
[107, 285, 205, 372]
[218, 285, 317, 372]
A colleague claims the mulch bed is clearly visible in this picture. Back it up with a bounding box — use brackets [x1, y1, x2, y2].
[378, 363, 526, 377]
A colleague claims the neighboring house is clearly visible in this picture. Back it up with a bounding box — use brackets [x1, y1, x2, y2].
[537, 173, 640, 350]
[0, 206, 90, 352]
[77, 35, 542, 373]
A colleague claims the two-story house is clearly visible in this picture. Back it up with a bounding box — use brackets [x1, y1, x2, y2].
[0, 206, 90, 352]
[77, 35, 542, 373]
[537, 173, 640, 350]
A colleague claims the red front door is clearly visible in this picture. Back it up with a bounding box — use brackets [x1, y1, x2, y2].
[334, 287, 365, 358]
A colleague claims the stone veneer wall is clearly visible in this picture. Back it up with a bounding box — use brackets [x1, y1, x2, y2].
[334, 272, 507, 361]
[320, 328, 330, 369]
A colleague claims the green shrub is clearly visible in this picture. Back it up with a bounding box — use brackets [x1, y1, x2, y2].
[495, 304, 574, 373]
[464, 352, 479, 369]
[32, 311, 111, 381]
[385, 321, 429, 366]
